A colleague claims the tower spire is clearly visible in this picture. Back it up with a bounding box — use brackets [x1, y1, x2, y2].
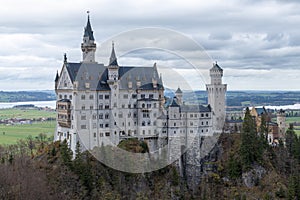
[109, 41, 118, 66]
[84, 11, 94, 41]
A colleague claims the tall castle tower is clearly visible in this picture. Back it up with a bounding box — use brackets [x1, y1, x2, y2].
[277, 109, 286, 139]
[81, 13, 96, 63]
[206, 62, 227, 133]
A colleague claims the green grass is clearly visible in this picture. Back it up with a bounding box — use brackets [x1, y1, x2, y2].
[0, 108, 56, 120]
[285, 117, 300, 124]
[0, 121, 55, 145]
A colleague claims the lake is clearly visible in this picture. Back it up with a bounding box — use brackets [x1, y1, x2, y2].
[0, 101, 56, 109]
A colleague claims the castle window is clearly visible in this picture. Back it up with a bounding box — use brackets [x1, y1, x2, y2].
[201, 129, 204, 133]
[105, 95, 109, 99]
[89, 94, 94, 99]
[206, 121, 208, 125]
[119, 112, 123, 118]
[132, 94, 137, 99]
[81, 125, 86, 129]
[143, 130, 145, 135]
[142, 104, 145, 108]
[105, 105, 109, 109]
[142, 121, 145, 126]
[81, 95, 85, 100]
[64, 95, 67, 99]
[147, 104, 151, 108]
[105, 132, 110, 136]
[201, 114, 204, 117]
[99, 114, 103, 119]
[134, 112, 137, 118]
[123, 94, 128, 99]
[100, 133, 103, 137]
[153, 121, 156, 126]
[141, 94, 145, 99]
[69, 95, 72, 100]
[94, 132, 96, 137]
[92, 114, 97, 120]
[100, 124, 103, 128]
[154, 103, 157, 108]
[90, 105, 93, 110]
[59, 94, 62, 99]
[190, 130, 193, 133]
[201, 121, 204, 125]
[105, 113, 109, 119]
[105, 124, 109, 128]
[81, 115, 86, 120]
[190, 114, 193, 118]
[174, 123, 176, 126]
[134, 104, 137, 108]
[122, 104, 125, 108]
[206, 113, 209, 117]
[154, 113, 156, 117]
[147, 121, 151, 126]
[82, 106, 85, 110]
[128, 104, 131, 108]
[190, 122, 193, 126]
[99, 94, 103, 99]
[149, 94, 154, 99]
[99, 104, 103, 109]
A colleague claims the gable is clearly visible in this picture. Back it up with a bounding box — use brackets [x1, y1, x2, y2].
[57, 64, 74, 90]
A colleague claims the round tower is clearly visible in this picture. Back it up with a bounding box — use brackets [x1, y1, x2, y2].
[277, 109, 286, 139]
[206, 62, 227, 133]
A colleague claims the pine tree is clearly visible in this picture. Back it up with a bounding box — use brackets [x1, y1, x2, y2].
[60, 139, 73, 168]
[240, 107, 262, 170]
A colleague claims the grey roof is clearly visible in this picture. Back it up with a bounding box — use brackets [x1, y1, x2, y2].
[58, 99, 71, 103]
[64, 62, 163, 91]
[84, 15, 95, 41]
[118, 66, 163, 90]
[181, 104, 211, 113]
[210, 63, 223, 72]
[55, 70, 59, 82]
[169, 98, 180, 107]
[175, 87, 182, 94]
[109, 43, 118, 66]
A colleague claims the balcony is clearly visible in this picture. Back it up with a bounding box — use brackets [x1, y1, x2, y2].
[57, 99, 71, 128]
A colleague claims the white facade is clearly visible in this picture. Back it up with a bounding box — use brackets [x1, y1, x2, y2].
[206, 63, 227, 133]
[54, 16, 226, 155]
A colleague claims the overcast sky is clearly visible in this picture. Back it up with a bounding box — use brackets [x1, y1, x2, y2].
[0, 0, 299, 91]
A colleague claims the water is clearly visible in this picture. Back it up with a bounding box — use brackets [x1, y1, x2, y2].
[0, 101, 56, 109]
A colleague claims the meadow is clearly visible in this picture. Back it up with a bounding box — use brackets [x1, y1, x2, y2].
[0, 108, 56, 145]
[0, 108, 55, 120]
[0, 121, 55, 145]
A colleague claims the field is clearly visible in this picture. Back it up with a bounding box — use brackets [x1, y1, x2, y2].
[0, 108, 56, 145]
[0, 108, 56, 120]
[0, 121, 55, 145]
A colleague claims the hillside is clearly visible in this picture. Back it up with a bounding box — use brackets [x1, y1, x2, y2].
[0, 133, 299, 200]
[0, 91, 56, 102]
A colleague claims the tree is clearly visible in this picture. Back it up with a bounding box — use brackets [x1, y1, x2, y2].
[60, 139, 73, 168]
[240, 107, 263, 170]
[285, 124, 300, 163]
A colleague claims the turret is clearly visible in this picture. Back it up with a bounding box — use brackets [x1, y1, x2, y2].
[81, 12, 96, 63]
[107, 42, 119, 82]
[175, 87, 183, 105]
[277, 109, 286, 139]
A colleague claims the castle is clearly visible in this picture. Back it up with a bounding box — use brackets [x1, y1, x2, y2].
[54, 15, 227, 156]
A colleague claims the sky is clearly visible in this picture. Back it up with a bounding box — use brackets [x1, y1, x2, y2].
[0, 0, 300, 91]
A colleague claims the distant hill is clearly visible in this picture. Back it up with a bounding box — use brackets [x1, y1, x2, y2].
[0, 90, 56, 102]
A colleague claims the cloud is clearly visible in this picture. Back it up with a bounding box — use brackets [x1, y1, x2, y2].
[0, 0, 299, 90]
